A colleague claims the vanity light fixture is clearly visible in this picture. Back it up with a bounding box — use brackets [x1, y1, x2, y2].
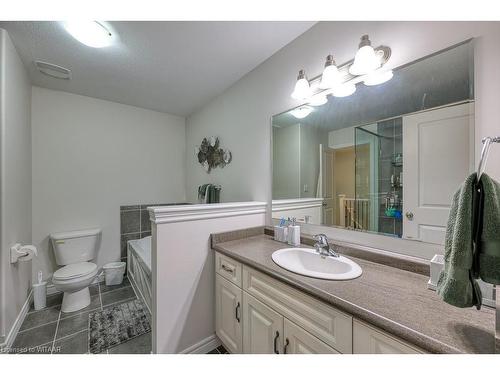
[319, 55, 341, 89]
[349, 35, 382, 76]
[291, 69, 312, 100]
[291, 106, 313, 119]
[331, 83, 356, 98]
[308, 94, 328, 106]
[62, 21, 114, 48]
[363, 69, 394, 86]
[290, 35, 390, 101]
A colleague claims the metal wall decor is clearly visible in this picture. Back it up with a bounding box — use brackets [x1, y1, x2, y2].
[195, 136, 232, 173]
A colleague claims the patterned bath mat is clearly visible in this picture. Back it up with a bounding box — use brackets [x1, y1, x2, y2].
[88, 299, 151, 354]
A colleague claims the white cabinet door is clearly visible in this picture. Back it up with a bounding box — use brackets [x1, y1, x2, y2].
[283, 318, 339, 354]
[243, 265, 352, 353]
[403, 102, 474, 244]
[215, 274, 242, 353]
[353, 320, 423, 354]
[243, 291, 283, 354]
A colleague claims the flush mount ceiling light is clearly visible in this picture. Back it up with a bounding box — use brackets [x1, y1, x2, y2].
[291, 69, 312, 100]
[291, 106, 313, 119]
[308, 94, 328, 106]
[319, 55, 341, 89]
[349, 35, 382, 76]
[331, 83, 356, 98]
[363, 69, 394, 86]
[62, 21, 114, 48]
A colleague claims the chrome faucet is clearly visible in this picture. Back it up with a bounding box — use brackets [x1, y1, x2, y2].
[313, 234, 340, 258]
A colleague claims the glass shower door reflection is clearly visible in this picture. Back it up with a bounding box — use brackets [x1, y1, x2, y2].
[355, 119, 403, 238]
[354, 125, 379, 233]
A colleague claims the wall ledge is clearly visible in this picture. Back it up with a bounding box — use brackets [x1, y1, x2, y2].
[149, 201, 267, 224]
[272, 197, 324, 211]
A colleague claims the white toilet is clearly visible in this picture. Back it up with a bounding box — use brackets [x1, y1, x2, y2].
[50, 228, 101, 313]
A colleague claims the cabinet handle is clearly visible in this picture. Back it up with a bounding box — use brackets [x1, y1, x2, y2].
[235, 302, 240, 323]
[221, 264, 234, 274]
[283, 338, 290, 354]
[273, 331, 280, 354]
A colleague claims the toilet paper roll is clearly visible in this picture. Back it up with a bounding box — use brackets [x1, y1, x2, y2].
[18, 245, 38, 262]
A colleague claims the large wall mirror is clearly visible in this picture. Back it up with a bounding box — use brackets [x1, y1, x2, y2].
[272, 40, 474, 245]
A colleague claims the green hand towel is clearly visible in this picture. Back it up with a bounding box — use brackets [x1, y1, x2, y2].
[437, 172, 500, 308]
[477, 174, 500, 284]
[437, 173, 481, 308]
[198, 184, 209, 202]
[206, 184, 221, 204]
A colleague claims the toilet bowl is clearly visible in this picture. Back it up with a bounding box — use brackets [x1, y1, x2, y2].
[50, 228, 101, 313]
[53, 262, 99, 312]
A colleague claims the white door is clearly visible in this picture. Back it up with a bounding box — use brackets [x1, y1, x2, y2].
[243, 291, 283, 354]
[283, 318, 339, 354]
[215, 275, 242, 353]
[403, 102, 474, 244]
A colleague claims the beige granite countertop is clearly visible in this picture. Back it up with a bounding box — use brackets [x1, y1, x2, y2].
[212, 233, 495, 354]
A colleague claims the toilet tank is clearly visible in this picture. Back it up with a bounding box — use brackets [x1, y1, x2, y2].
[50, 228, 101, 265]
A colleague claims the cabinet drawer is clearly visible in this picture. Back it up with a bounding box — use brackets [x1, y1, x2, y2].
[215, 252, 242, 287]
[353, 319, 424, 354]
[243, 265, 352, 353]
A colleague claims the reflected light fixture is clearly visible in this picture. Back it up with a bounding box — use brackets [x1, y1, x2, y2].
[308, 94, 328, 106]
[291, 69, 312, 100]
[349, 35, 381, 76]
[363, 69, 394, 86]
[319, 55, 340, 89]
[332, 83, 356, 97]
[63, 21, 114, 48]
[291, 106, 313, 119]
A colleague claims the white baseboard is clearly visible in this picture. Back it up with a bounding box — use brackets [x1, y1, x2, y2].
[179, 334, 222, 354]
[0, 289, 33, 353]
[46, 273, 104, 295]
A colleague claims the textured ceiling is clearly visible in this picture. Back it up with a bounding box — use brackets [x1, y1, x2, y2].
[0, 21, 315, 116]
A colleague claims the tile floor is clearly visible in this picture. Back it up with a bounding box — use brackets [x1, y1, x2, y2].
[9, 276, 152, 354]
[207, 345, 228, 354]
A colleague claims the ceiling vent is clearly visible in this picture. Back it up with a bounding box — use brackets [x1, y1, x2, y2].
[34, 60, 72, 80]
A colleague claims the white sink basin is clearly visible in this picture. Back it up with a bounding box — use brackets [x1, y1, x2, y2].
[271, 247, 362, 280]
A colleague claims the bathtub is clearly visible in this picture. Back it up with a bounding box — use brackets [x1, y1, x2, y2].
[127, 236, 152, 313]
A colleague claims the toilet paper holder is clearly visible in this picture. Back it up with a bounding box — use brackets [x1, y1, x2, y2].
[10, 243, 38, 264]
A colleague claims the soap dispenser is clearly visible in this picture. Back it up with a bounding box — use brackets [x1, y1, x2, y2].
[287, 217, 301, 246]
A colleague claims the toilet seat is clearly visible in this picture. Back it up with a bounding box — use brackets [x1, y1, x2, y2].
[53, 262, 97, 281]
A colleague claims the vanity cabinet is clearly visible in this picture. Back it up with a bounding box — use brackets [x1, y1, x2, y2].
[241, 291, 340, 354]
[215, 251, 424, 354]
[243, 264, 352, 353]
[215, 274, 243, 353]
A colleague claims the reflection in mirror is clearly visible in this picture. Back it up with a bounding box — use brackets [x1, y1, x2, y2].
[272, 40, 474, 244]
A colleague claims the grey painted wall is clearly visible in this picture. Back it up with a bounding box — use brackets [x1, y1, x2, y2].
[31, 87, 186, 282]
[0, 29, 32, 340]
[185, 21, 500, 210]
